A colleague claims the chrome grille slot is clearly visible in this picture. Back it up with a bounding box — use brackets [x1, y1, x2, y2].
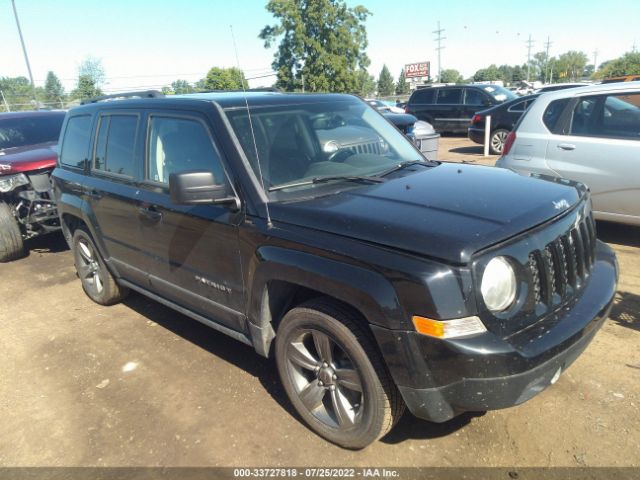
[529, 253, 542, 304]
[347, 142, 381, 155]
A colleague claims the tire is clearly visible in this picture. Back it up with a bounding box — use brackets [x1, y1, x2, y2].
[489, 128, 510, 155]
[275, 299, 405, 449]
[72, 227, 128, 305]
[0, 202, 25, 262]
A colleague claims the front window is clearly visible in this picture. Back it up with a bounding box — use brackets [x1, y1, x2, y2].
[482, 85, 518, 103]
[0, 114, 65, 151]
[225, 98, 427, 198]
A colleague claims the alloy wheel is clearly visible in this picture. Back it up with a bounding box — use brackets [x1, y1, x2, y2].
[76, 239, 104, 295]
[286, 328, 364, 429]
[491, 130, 508, 154]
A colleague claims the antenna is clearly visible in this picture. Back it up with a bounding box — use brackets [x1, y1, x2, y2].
[230, 25, 273, 229]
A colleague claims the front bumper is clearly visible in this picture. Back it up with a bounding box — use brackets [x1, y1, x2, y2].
[372, 241, 617, 422]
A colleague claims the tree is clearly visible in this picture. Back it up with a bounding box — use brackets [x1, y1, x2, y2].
[439, 69, 463, 84]
[171, 79, 196, 94]
[260, 0, 371, 93]
[200, 67, 247, 90]
[78, 56, 105, 89]
[555, 51, 588, 81]
[497, 64, 513, 84]
[473, 64, 501, 82]
[72, 75, 102, 100]
[594, 51, 640, 78]
[0, 76, 36, 111]
[377, 65, 394, 96]
[44, 71, 64, 105]
[355, 69, 375, 96]
[395, 69, 409, 95]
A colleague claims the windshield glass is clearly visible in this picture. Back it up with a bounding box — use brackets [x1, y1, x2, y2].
[0, 113, 65, 151]
[225, 97, 427, 198]
[482, 85, 518, 103]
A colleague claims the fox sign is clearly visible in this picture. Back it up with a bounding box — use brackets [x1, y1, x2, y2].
[405, 62, 430, 78]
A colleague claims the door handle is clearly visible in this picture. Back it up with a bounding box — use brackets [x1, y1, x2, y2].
[138, 206, 163, 221]
[557, 143, 576, 151]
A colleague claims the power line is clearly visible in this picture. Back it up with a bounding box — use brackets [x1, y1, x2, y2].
[433, 21, 446, 82]
[526, 34, 535, 82]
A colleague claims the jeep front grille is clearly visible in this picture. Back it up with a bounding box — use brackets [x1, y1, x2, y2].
[527, 213, 597, 306]
[346, 141, 382, 155]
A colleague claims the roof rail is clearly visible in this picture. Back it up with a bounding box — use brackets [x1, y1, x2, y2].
[192, 87, 283, 94]
[80, 90, 165, 105]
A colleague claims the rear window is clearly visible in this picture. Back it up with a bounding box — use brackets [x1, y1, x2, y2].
[436, 88, 462, 104]
[0, 113, 65, 151]
[93, 114, 138, 177]
[542, 98, 570, 133]
[410, 88, 435, 104]
[482, 85, 518, 102]
[59, 115, 92, 168]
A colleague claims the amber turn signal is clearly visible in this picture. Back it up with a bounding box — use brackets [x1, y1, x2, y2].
[412, 315, 487, 339]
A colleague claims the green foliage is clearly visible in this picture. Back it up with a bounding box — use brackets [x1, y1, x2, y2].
[201, 67, 247, 91]
[439, 69, 463, 84]
[555, 51, 588, 81]
[473, 64, 501, 82]
[78, 57, 105, 88]
[44, 71, 65, 105]
[355, 69, 376, 96]
[72, 75, 102, 100]
[377, 65, 395, 96]
[260, 0, 371, 93]
[0, 76, 37, 111]
[171, 79, 196, 94]
[594, 51, 640, 78]
[395, 69, 409, 95]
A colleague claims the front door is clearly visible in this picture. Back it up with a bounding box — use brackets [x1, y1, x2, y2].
[136, 112, 246, 332]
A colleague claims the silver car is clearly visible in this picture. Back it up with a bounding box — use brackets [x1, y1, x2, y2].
[496, 82, 640, 226]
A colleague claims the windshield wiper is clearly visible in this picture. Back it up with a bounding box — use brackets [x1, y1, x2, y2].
[268, 175, 385, 192]
[377, 160, 430, 177]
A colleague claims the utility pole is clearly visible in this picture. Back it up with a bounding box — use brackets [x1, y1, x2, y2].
[544, 37, 553, 84]
[11, 0, 37, 106]
[526, 34, 535, 82]
[593, 49, 599, 73]
[433, 21, 446, 82]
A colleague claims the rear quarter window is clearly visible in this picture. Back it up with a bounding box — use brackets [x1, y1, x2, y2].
[59, 115, 92, 168]
[542, 98, 571, 133]
[410, 88, 435, 104]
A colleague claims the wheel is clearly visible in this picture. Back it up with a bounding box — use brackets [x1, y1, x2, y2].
[72, 227, 128, 305]
[275, 299, 405, 449]
[489, 128, 510, 155]
[0, 202, 25, 262]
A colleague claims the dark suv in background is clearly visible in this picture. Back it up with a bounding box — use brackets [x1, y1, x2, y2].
[405, 84, 518, 133]
[53, 91, 617, 449]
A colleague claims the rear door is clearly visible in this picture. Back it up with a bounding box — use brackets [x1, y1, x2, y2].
[136, 110, 246, 332]
[433, 87, 464, 132]
[545, 91, 640, 222]
[462, 88, 491, 126]
[85, 111, 149, 287]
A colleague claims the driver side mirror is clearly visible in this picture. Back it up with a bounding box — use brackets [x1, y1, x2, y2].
[169, 170, 239, 210]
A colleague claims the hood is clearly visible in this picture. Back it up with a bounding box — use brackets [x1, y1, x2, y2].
[269, 163, 586, 264]
[0, 142, 57, 176]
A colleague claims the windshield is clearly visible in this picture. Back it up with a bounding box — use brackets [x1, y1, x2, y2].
[0, 113, 65, 151]
[225, 97, 427, 198]
[482, 85, 518, 103]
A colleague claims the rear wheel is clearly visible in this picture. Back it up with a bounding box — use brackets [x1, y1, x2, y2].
[72, 228, 128, 305]
[0, 202, 25, 262]
[489, 129, 510, 155]
[275, 299, 404, 449]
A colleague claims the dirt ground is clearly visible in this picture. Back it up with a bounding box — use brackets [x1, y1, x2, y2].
[0, 136, 638, 468]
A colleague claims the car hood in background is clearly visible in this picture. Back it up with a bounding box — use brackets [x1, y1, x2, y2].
[0, 142, 58, 176]
[270, 162, 586, 264]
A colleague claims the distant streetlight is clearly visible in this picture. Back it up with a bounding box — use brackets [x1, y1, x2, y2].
[11, 0, 37, 105]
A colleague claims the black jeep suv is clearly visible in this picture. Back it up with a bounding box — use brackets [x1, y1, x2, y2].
[53, 91, 618, 449]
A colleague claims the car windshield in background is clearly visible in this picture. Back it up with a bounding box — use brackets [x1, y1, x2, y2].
[225, 98, 426, 198]
[483, 85, 518, 103]
[0, 114, 65, 151]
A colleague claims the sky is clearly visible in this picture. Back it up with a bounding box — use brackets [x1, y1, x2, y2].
[1, 0, 639, 94]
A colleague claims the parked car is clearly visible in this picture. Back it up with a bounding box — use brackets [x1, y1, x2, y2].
[365, 99, 404, 114]
[0, 110, 65, 261]
[468, 94, 540, 154]
[53, 91, 617, 449]
[497, 82, 640, 226]
[405, 84, 518, 133]
[534, 82, 590, 94]
[383, 112, 439, 160]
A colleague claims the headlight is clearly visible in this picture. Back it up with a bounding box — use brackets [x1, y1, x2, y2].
[481, 256, 517, 312]
[323, 141, 340, 154]
[0, 173, 29, 193]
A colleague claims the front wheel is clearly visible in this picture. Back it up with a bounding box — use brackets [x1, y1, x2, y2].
[275, 299, 404, 449]
[489, 129, 510, 155]
[72, 228, 129, 305]
[0, 202, 25, 262]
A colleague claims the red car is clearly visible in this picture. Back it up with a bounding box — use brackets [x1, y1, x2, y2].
[0, 110, 65, 261]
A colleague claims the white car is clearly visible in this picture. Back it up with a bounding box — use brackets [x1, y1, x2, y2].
[365, 99, 405, 114]
[497, 81, 640, 226]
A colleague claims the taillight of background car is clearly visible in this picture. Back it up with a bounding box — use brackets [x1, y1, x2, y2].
[502, 131, 517, 156]
[471, 114, 483, 125]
